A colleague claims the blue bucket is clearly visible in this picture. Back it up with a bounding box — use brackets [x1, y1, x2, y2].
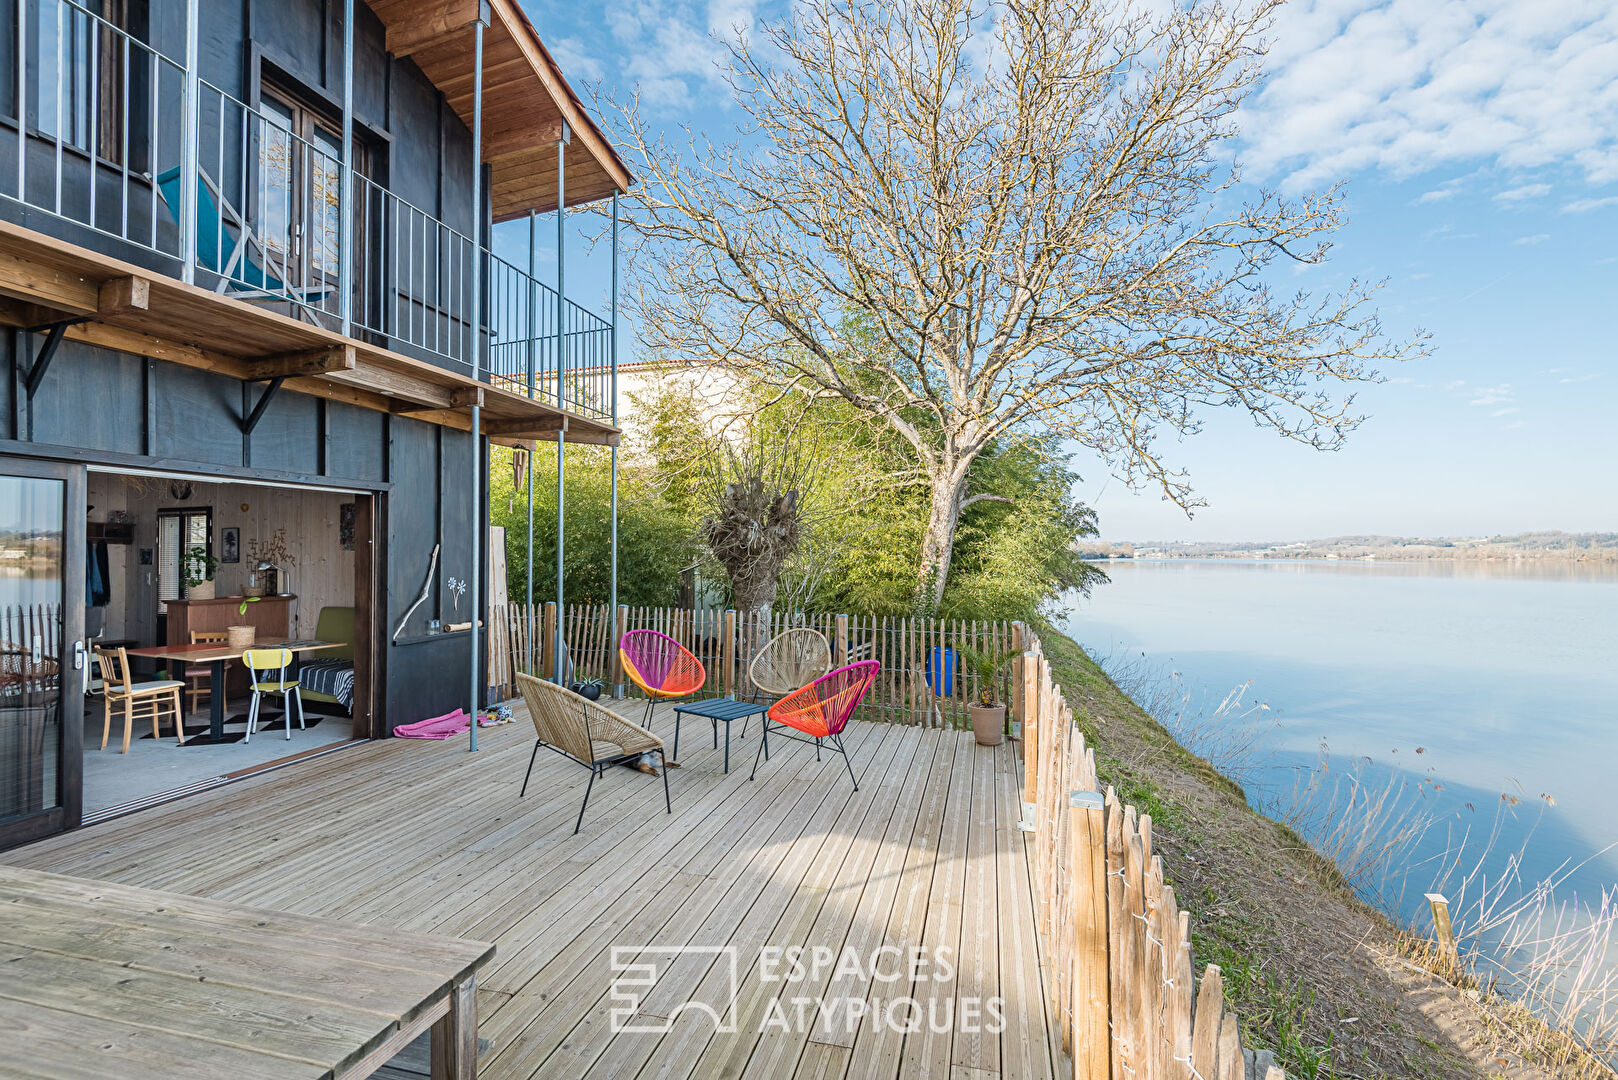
[925, 646, 955, 697]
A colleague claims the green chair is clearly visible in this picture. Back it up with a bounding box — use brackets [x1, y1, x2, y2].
[300, 606, 355, 712]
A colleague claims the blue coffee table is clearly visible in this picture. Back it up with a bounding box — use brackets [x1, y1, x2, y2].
[672, 697, 769, 773]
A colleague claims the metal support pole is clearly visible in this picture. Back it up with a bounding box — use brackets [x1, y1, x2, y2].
[525, 210, 536, 676]
[609, 193, 620, 656]
[179, 0, 201, 283]
[338, 0, 355, 334]
[16, 0, 27, 198]
[552, 126, 568, 684]
[467, 17, 485, 749]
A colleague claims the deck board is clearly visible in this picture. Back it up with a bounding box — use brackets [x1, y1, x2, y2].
[7, 702, 1054, 1080]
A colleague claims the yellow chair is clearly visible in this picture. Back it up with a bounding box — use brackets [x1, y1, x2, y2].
[95, 647, 186, 752]
[243, 647, 305, 743]
[186, 630, 231, 715]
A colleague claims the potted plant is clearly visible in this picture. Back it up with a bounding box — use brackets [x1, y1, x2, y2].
[184, 545, 219, 601]
[960, 646, 1010, 746]
[571, 676, 604, 701]
[227, 596, 260, 651]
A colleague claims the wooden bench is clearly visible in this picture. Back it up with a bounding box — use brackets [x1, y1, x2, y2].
[0, 865, 494, 1079]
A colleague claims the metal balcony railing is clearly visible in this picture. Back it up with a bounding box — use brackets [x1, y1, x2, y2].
[0, 0, 612, 421]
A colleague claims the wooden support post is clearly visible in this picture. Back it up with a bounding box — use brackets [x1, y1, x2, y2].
[834, 613, 849, 668]
[721, 609, 737, 697]
[1070, 790, 1109, 1078]
[1019, 650, 1040, 832]
[613, 604, 628, 696]
[429, 972, 478, 1080]
[1009, 623, 1025, 734]
[1426, 892, 1459, 971]
[542, 601, 557, 681]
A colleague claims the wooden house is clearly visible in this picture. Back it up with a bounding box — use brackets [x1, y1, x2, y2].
[0, 0, 627, 847]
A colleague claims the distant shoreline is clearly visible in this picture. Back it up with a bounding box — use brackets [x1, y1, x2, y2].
[1078, 530, 1617, 564]
[1094, 551, 1618, 563]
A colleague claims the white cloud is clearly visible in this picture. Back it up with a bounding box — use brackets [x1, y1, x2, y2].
[1468, 384, 1513, 407]
[1512, 233, 1550, 245]
[1236, 1, 1618, 191]
[1562, 195, 1618, 212]
[599, 0, 762, 108]
[1560, 373, 1602, 384]
[1490, 406, 1519, 416]
[549, 36, 605, 84]
[1494, 183, 1551, 203]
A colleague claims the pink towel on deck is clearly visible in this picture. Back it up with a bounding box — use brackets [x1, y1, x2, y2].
[394, 708, 472, 739]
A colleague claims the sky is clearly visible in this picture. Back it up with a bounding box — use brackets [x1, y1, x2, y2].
[515, 0, 1618, 543]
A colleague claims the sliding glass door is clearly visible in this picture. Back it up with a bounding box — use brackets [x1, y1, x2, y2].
[0, 458, 86, 849]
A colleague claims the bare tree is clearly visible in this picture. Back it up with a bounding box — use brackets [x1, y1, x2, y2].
[612, 0, 1427, 606]
[699, 431, 810, 619]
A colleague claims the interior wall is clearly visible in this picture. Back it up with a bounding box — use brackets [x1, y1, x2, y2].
[86, 474, 356, 643]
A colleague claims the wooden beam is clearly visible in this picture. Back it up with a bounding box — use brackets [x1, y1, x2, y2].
[524, 428, 620, 447]
[96, 276, 150, 317]
[381, 0, 481, 58]
[482, 116, 566, 162]
[0, 249, 98, 315]
[390, 385, 484, 413]
[327, 363, 457, 409]
[480, 415, 566, 437]
[241, 346, 357, 381]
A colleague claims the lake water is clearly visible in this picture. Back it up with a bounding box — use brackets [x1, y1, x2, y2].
[1062, 558, 1618, 919]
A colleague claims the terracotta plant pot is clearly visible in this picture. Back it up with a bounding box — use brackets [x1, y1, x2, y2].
[226, 625, 256, 652]
[187, 579, 216, 601]
[969, 703, 1006, 746]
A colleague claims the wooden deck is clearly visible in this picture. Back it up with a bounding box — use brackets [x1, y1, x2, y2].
[5, 702, 1055, 1080]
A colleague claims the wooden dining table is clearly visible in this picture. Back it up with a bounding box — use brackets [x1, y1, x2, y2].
[123, 638, 346, 745]
[0, 865, 493, 1079]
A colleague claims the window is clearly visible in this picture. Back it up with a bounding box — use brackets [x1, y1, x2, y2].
[32, 0, 130, 163]
[256, 78, 372, 296]
[156, 508, 211, 615]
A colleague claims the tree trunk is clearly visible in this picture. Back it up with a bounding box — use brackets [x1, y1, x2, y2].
[916, 462, 973, 611]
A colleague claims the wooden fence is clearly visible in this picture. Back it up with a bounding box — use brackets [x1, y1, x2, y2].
[488, 603, 1016, 730]
[1016, 627, 1286, 1080]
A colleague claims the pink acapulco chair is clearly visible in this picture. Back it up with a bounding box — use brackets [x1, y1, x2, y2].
[750, 660, 880, 791]
[619, 629, 707, 729]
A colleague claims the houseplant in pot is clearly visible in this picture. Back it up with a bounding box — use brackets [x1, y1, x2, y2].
[571, 676, 604, 701]
[184, 545, 219, 601]
[960, 647, 1009, 746]
[227, 596, 260, 651]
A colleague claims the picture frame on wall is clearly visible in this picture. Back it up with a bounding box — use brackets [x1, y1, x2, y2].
[340, 503, 356, 551]
[221, 527, 240, 564]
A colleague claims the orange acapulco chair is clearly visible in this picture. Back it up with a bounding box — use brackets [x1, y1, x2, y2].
[619, 629, 707, 730]
[750, 660, 880, 791]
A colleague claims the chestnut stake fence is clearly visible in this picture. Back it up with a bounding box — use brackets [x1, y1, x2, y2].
[488, 602, 1015, 729]
[1016, 626, 1287, 1080]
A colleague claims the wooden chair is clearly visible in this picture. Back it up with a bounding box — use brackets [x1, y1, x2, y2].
[186, 630, 231, 715]
[243, 648, 304, 743]
[515, 672, 671, 835]
[95, 647, 185, 753]
[751, 660, 880, 791]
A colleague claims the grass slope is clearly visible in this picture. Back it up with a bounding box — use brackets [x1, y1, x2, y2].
[1040, 627, 1598, 1080]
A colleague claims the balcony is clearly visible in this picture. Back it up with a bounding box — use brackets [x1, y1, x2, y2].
[0, 0, 618, 443]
